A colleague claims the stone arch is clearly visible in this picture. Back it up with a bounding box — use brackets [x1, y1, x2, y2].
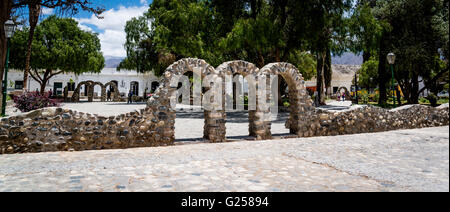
[336, 86, 351, 100]
[259, 63, 314, 138]
[71, 81, 105, 102]
[72, 81, 92, 102]
[216, 60, 263, 139]
[89, 81, 105, 102]
[105, 81, 120, 101]
[147, 58, 226, 143]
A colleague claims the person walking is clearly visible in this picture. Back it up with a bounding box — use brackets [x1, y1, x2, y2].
[107, 89, 111, 101]
[342, 93, 346, 102]
[128, 90, 133, 104]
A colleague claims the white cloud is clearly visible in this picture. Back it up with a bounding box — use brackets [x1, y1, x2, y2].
[140, 0, 148, 5]
[41, 8, 54, 15]
[78, 24, 93, 32]
[76, 5, 149, 58]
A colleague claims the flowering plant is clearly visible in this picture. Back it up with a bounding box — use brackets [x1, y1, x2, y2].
[13, 91, 60, 112]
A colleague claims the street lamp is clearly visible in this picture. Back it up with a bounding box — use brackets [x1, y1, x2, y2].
[387, 53, 396, 108]
[2, 19, 16, 117]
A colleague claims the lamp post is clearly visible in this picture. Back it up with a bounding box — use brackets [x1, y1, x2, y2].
[2, 19, 16, 117]
[387, 53, 396, 108]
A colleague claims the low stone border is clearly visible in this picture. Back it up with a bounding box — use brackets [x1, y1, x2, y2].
[291, 103, 449, 137]
[0, 105, 173, 154]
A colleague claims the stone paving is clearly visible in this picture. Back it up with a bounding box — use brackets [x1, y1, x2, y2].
[0, 126, 448, 192]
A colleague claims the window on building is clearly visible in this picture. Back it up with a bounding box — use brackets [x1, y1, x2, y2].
[14, 81, 23, 90]
[130, 81, 139, 96]
[333, 87, 338, 94]
[54, 82, 63, 96]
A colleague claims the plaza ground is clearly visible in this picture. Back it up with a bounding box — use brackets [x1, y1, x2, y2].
[2, 101, 448, 191]
[0, 126, 448, 192]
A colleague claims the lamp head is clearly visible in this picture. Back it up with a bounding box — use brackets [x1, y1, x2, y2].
[4, 19, 16, 38]
[387, 53, 396, 65]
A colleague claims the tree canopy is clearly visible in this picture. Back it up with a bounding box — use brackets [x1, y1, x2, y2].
[351, 0, 449, 105]
[118, 0, 322, 81]
[121, 0, 448, 106]
[10, 15, 104, 93]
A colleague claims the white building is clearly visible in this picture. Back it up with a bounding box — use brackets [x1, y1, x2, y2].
[7, 68, 162, 98]
[305, 64, 361, 94]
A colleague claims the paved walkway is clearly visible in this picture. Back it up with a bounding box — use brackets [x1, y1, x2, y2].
[0, 126, 448, 192]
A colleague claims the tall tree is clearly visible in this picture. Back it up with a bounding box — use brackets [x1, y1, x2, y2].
[307, 0, 352, 105]
[22, 0, 40, 92]
[376, 0, 448, 104]
[9, 16, 104, 94]
[21, 0, 105, 91]
[0, 0, 104, 104]
[0, 0, 14, 105]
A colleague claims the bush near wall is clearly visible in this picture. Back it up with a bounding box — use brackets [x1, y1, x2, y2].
[13, 91, 60, 112]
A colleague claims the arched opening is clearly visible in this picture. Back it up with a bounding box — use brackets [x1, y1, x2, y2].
[130, 81, 139, 96]
[154, 58, 225, 143]
[83, 84, 88, 97]
[259, 63, 314, 139]
[105, 81, 119, 102]
[71, 81, 90, 102]
[110, 80, 118, 92]
[336, 87, 350, 101]
[151, 81, 160, 93]
[270, 74, 291, 136]
[172, 70, 205, 140]
[89, 82, 104, 102]
[217, 61, 259, 140]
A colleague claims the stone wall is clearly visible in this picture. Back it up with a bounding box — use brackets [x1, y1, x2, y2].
[291, 104, 449, 137]
[1, 58, 449, 154]
[0, 105, 173, 154]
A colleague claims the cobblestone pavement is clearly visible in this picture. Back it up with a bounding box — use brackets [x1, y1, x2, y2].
[0, 126, 448, 192]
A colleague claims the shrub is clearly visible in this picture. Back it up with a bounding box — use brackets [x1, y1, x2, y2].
[13, 91, 60, 112]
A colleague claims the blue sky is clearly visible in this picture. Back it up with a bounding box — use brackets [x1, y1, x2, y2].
[41, 0, 152, 58]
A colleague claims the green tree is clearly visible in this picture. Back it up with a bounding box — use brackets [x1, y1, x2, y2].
[348, 0, 386, 63]
[118, 0, 219, 75]
[304, 0, 352, 105]
[20, 0, 104, 91]
[10, 16, 104, 94]
[358, 56, 379, 90]
[376, 0, 449, 104]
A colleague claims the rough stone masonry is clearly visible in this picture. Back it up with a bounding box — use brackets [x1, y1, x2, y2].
[0, 58, 449, 154]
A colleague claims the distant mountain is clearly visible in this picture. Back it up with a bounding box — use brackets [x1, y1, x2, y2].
[104, 56, 124, 68]
[332, 52, 363, 65]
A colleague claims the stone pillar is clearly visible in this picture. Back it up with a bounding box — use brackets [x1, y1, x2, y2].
[101, 85, 106, 102]
[87, 84, 94, 102]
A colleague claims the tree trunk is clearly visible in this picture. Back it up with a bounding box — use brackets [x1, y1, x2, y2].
[40, 81, 47, 94]
[362, 51, 371, 63]
[316, 51, 326, 105]
[324, 47, 332, 97]
[0, 0, 13, 105]
[409, 71, 419, 104]
[40, 70, 49, 94]
[377, 33, 388, 105]
[23, 2, 41, 91]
